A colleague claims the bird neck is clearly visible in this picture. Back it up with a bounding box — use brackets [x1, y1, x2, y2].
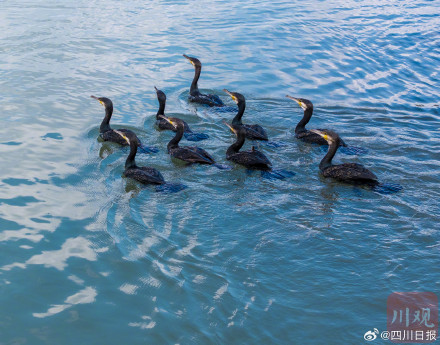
[156, 99, 165, 119]
[100, 105, 113, 133]
[227, 132, 245, 156]
[295, 107, 313, 133]
[190, 66, 201, 95]
[320, 138, 339, 171]
[231, 101, 246, 125]
[167, 125, 184, 151]
[125, 141, 138, 169]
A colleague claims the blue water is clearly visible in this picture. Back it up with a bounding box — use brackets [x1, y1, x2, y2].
[1, 1, 439, 344]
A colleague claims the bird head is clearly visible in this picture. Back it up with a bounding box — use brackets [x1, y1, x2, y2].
[223, 89, 245, 105]
[160, 115, 183, 129]
[154, 86, 166, 103]
[310, 129, 339, 145]
[223, 120, 244, 137]
[286, 96, 313, 111]
[91, 95, 113, 109]
[183, 54, 202, 68]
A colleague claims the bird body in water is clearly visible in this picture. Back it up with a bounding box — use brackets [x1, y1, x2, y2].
[161, 116, 215, 165]
[286, 96, 346, 147]
[183, 54, 224, 107]
[311, 129, 377, 184]
[91, 95, 147, 147]
[225, 122, 271, 170]
[155, 87, 191, 132]
[154, 87, 209, 141]
[114, 130, 165, 185]
[224, 89, 268, 141]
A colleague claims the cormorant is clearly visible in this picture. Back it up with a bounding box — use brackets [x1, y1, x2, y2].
[91, 96, 138, 145]
[311, 129, 377, 184]
[224, 89, 268, 141]
[114, 130, 165, 185]
[91, 95, 157, 153]
[183, 54, 224, 107]
[161, 116, 215, 164]
[225, 122, 271, 170]
[286, 96, 346, 146]
[154, 87, 208, 141]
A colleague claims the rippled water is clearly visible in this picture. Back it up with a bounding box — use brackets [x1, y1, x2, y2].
[1, 1, 439, 344]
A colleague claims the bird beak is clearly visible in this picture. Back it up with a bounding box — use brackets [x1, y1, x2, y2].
[286, 95, 305, 110]
[159, 115, 176, 128]
[154, 86, 158, 92]
[114, 130, 130, 144]
[310, 129, 328, 141]
[223, 120, 236, 134]
[183, 54, 195, 66]
[223, 89, 237, 102]
[91, 95, 104, 106]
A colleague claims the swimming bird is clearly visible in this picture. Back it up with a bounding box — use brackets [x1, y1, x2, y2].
[114, 130, 165, 185]
[224, 89, 268, 141]
[225, 122, 271, 170]
[311, 129, 377, 184]
[183, 54, 224, 107]
[154, 87, 209, 141]
[91, 95, 157, 153]
[286, 96, 346, 146]
[161, 116, 215, 164]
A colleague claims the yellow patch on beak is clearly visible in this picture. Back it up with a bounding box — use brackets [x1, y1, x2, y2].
[114, 130, 130, 144]
[224, 121, 236, 134]
[160, 115, 175, 126]
[190, 61, 195, 66]
[99, 101, 104, 106]
[323, 134, 329, 141]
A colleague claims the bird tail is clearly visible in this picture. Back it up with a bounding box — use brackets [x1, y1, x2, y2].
[138, 145, 159, 154]
[155, 182, 187, 193]
[338, 146, 369, 156]
[371, 182, 403, 194]
[184, 132, 209, 142]
[261, 169, 296, 180]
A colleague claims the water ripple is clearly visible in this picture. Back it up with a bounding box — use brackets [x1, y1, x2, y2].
[1, 0, 440, 344]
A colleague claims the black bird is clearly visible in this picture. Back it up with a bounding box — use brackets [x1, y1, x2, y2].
[311, 129, 377, 184]
[114, 130, 165, 185]
[154, 87, 208, 141]
[286, 96, 346, 146]
[91, 95, 157, 153]
[155, 87, 190, 131]
[161, 116, 215, 164]
[225, 122, 271, 170]
[183, 54, 224, 107]
[224, 89, 268, 141]
[91, 95, 138, 145]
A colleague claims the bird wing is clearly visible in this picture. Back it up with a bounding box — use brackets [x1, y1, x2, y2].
[171, 146, 214, 164]
[296, 130, 328, 145]
[323, 163, 377, 181]
[101, 129, 139, 145]
[229, 150, 271, 168]
[190, 93, 224, 107]
[125, 167, 165, 184]
[243, 124, 268, 140]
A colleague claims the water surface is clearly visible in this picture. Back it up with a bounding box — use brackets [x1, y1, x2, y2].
[1, 1, 439, 344]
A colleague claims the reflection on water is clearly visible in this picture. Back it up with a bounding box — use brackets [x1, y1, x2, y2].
[1, 0, 440, 344]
